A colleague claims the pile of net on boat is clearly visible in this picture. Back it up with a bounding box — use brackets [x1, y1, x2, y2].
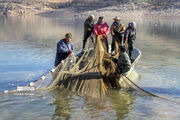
[32, 35, 128, 98]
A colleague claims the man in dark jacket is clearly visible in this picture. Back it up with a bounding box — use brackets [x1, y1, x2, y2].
[124, 22, 136, 60]
[54, 33, 74, 67]
[82, 15, 95, 50]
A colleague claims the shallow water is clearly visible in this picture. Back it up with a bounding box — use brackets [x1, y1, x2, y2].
[0, 15, 180, 120]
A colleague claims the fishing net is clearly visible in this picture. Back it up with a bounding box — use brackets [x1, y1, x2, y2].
[46, 35, 121, 98]
[112, 36, 121, 55]
[21, 35, 139, 98]
[9, 35, 180, 104]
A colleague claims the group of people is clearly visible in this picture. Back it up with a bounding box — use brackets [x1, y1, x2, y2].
[83, 15, 136, 58]
[55, 15, 137, 74]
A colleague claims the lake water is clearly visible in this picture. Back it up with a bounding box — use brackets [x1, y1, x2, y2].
[0, 14, 180, 120]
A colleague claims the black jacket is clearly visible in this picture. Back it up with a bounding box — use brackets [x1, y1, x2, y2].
[124, 27, 136, 42]
[84, 18, 94, 35]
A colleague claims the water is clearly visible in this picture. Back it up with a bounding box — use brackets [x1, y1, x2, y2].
[0, 14, 180, 120]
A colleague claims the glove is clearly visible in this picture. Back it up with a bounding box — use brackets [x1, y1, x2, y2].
[116, 29, 121, 33]
[103, 34, 107, 38]
[88, 28, 91, 31]
[119, 31, 124, 35]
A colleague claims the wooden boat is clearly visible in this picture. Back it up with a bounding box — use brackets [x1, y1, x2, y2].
[5, 46, 141, 94]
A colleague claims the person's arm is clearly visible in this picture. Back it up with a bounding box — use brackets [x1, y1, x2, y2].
[84, 20, 87, 29]
[120, 24, 126, 35]
[93, 24, 99, 36]
[134, 28, 136, 40]
[57, 41, 70, 53]
[111, 57, 118, 63]
[110, 24, 115, 36]
[92, 21, 95, 30]
[71, 44, 74, 51]
[85, 20, 93, 32]
[105, 23, 110, 35]
[69, 44, 74, 56]
[87, 21, 94, 29]
[124, 29, 129, 42]
[123, 54, 132, 73]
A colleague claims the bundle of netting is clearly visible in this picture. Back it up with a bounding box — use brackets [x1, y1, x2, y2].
[46, 35, 121, 98]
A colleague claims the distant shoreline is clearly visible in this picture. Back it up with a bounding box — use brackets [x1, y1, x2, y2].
[0, 0, 180, 17]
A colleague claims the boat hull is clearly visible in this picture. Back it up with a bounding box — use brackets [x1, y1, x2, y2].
[119, 48, 141, 88]
[6, 47, 141, 93]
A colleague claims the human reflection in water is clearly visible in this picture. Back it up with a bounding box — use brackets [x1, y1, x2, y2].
[82, 89, 136, 119]
[51, 88, 136, 120]
[51, 88, 72, 120]
[107, 89, 136, 119]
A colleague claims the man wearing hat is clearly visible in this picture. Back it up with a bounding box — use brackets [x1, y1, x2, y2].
[110, 16, 126, 54]
[83, 15, 95, 50]
[54, 33, 74, 66]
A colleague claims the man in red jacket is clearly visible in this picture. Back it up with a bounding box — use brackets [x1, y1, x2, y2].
[94, 16, 109, 52]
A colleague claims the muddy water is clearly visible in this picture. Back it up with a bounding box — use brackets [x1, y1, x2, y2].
[0, 15, 180, 120]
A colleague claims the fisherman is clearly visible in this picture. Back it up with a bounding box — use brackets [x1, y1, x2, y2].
[110, 16, 126, 54]
[124, 22, 136, 60]
[94, 16, 109, 52]
[54, 33, 74, 67]
[112, 45, 131, 74]
[82, 15, 95, 50]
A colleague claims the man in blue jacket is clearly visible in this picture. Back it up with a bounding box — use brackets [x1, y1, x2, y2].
[54, 33, 74, 66]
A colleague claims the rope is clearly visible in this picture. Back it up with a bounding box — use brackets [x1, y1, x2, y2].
[120, 74, 180, 105]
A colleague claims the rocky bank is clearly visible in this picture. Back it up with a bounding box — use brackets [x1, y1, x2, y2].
[0, 0, 179, 17]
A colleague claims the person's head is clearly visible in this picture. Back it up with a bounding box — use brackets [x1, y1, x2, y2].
[129, 22, 136, 29]
[65, 33, 72, 43]
[113, 16, 120, 23]
[98, 16, 104, 24]
[119, 45, 126, 54]
[89, 15, 95, 21]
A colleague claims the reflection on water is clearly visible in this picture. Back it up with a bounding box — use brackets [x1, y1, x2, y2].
[135, 17, 180, 99]
[0, 15, 180, 120]
[51, 88, 136, 120]
[105, 89, 135, 120]
[0, 15, 84, 91]
[52, 88, 72, 120]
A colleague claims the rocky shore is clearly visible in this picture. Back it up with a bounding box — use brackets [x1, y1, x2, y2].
[0, 0, 180, 17]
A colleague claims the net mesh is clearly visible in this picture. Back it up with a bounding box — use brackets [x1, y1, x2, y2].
[46, 35, 120, 98]
[13, 35, 180, 104]
[24, 35, 139, 98]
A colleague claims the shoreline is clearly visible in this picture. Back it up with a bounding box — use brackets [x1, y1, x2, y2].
[0, 1, 180, 17]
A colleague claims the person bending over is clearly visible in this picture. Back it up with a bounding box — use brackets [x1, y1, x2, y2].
[54, 33, 74, 67]
[113, 45, 132, 74]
